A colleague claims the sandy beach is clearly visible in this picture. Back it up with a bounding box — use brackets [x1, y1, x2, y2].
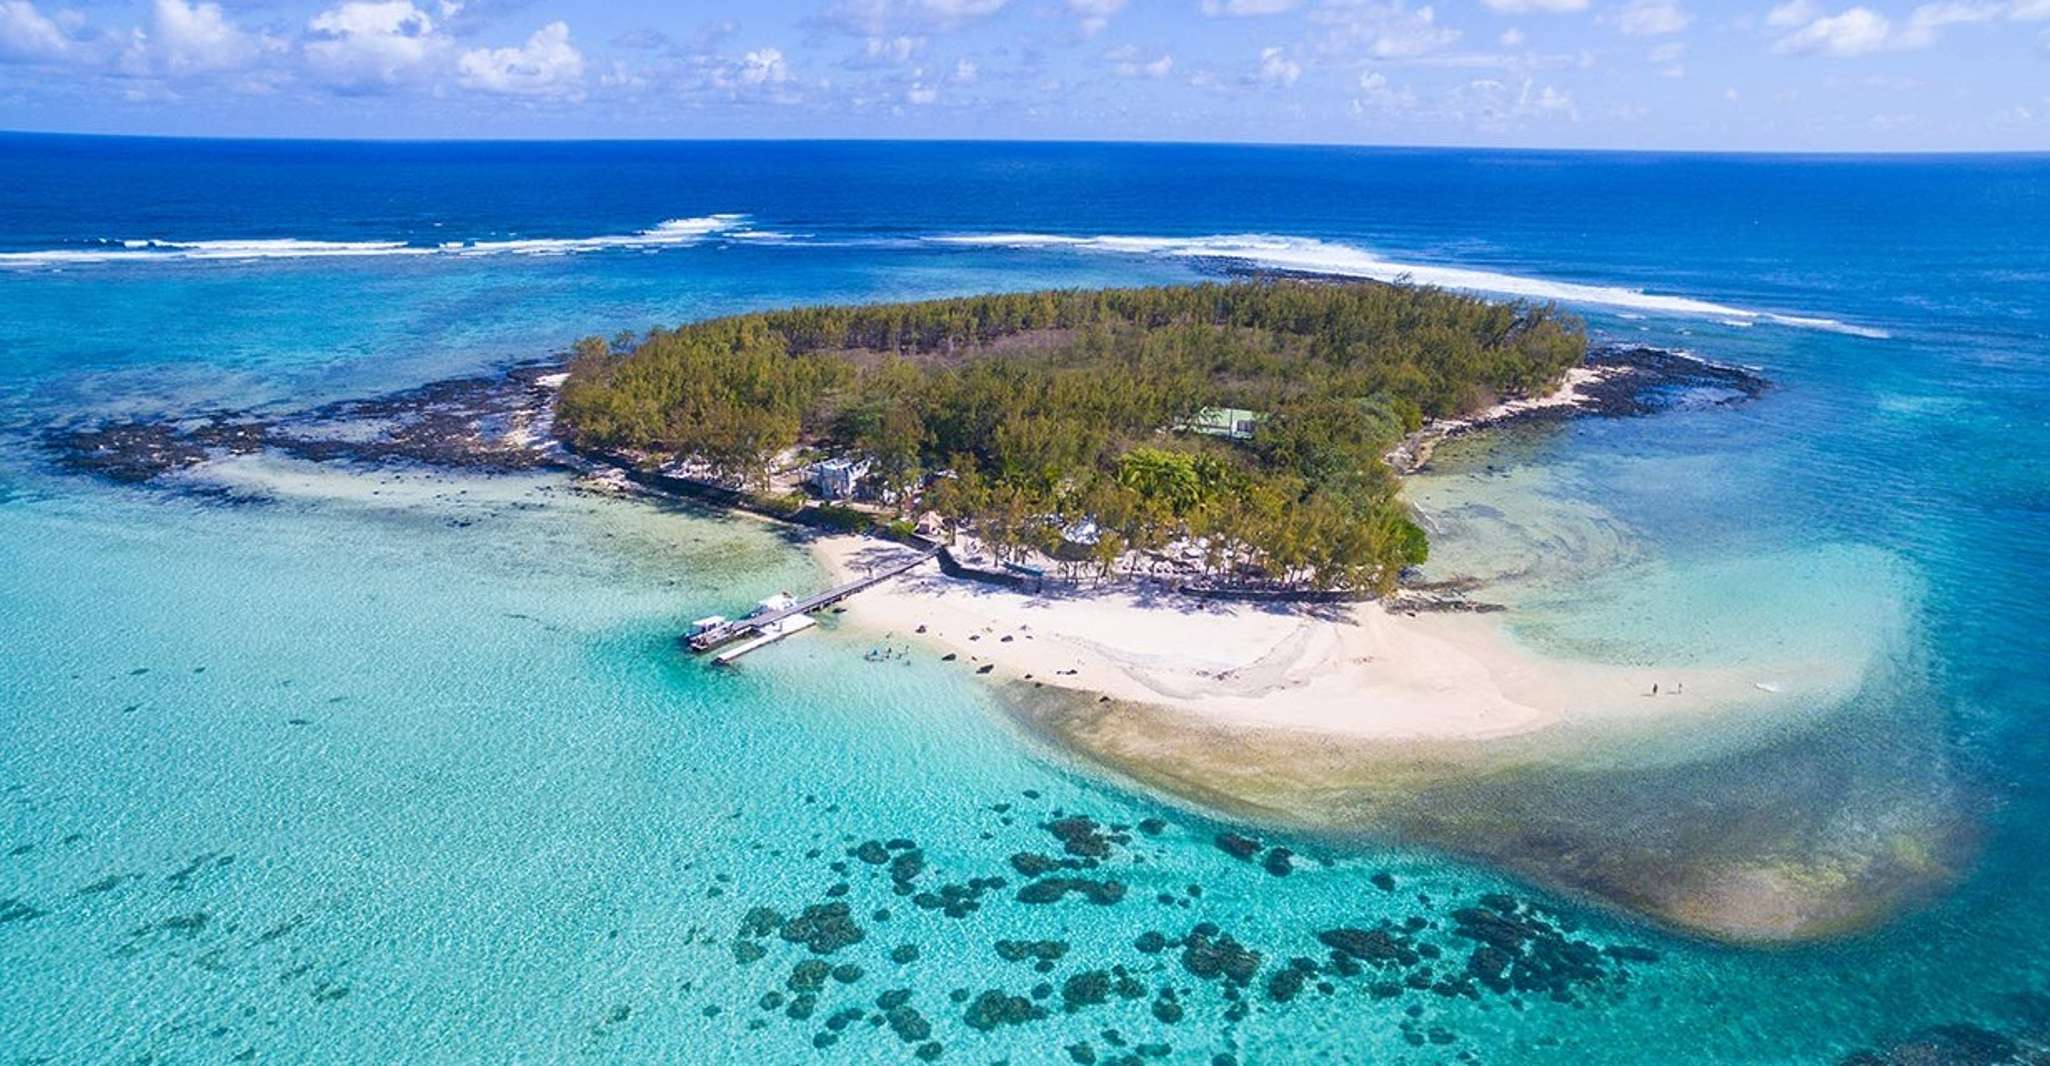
[814, 534, 1856, 753]
[809, 533, 1966, 944]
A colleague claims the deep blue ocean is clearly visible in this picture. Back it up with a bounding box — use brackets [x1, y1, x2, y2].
[2, 134, 2048, 1063]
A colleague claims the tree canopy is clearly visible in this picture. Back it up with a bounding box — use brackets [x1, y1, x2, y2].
[558, 280, 1585, 593]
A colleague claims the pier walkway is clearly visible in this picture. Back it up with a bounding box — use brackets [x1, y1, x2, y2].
[688, 546, 939, 655]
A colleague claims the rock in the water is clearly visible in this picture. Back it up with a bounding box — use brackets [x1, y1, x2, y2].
[1015, 877, 1126, 906]
[1062, 970, 1111, 1011]
[1318, 927, 1418, 968]
[779, 902, 865, 955]
[995, 939, 1070, 964]
[1045, 816, 1126, 861]
[963, 990, 1048, 1032]
[1181, 926, 1261, 985]
[886, 1004, 933, 1044]
[787, 959, 831, 994]
[1214, 833, 1261, 861]
[738, 906, 784, 938]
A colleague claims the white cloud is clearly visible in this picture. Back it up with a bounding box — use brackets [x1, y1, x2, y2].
[132, 0, 272, 74]
[738, 46, 790, 84]
[920, 0, 1008, 16]
[306, 0, 445, 88]
[6, 0, 281, 79]
[1069, 0, 1125, 35]
[820, 0, 1008, 35]
[1350, 67, 1418, 113]
[655, 42, 801, 98]
[1766, 0, 1817, 26]
[1774, 6, 1891, 54]
[1446, 75, 1578, 123]
[1499, 26, 1526, 44]
[598, 58, 644, 89]
[1647, 38, 1684, 74]
[1523, 81, 1576, 115]
[952, 57, 977, 81]
[1615, 0, 1692, 34]
[862, 34, 924, 63]
[1769, 0, 2014, 54]
[457, 20, 583, 98]
[1312, 0, 1462, 58]
[0, 0, 72, 62]
[1256, 44, 1302, 83]
[1106, 44, 1173, 76]
[1201, 0, 1301, 14]
[2016, 0, 2050, 17]
[1895, 0, 2001, 46]
[1482, 0, 1589, 13]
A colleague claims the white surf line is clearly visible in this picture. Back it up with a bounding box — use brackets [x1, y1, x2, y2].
[0, 214, 751, 267]
[927, 232, 1891, 340]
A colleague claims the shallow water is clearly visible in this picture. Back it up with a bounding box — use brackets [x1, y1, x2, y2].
[3, 138, 2048, 1063]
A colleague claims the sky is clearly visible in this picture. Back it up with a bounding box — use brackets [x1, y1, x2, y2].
[0, 0, 2045, 150]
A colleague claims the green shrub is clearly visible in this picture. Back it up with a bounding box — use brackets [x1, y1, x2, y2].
[813, 505, 876, 532]
[750, 492, 807, 517]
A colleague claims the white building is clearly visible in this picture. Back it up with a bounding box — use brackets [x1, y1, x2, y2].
[804, 457, 871, 500]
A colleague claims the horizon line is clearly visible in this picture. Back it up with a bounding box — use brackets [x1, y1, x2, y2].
[4, 127, 2048, 160]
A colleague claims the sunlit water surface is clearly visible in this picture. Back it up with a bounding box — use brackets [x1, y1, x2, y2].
[3, 138, 2047, 1063]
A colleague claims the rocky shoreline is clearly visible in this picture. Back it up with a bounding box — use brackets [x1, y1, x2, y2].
[1387, 344, 1771, 475]
[42, 359, 570, 490]
[41, 342, 1763, 503]
[37, 342, 1767, 623]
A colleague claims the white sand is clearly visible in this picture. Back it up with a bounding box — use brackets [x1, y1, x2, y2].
[815, 534, 1859, 747]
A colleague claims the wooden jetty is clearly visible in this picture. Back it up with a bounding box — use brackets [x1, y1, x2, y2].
[688, 546, 939, 662]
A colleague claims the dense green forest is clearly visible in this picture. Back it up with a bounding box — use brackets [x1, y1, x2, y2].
[558, 281, 1585, 593]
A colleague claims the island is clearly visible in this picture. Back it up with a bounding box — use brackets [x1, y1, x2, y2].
[36, 278, 1946, 945]
[556, 281, 1585, 596]
[552, 279, 1945, 945]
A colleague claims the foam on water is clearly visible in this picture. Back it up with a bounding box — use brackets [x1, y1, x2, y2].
[1, 213, 1889, 341]
[0, 215, 749, 266]
[928, 231, 1893, 337]
[4, 140, 2048, 1063]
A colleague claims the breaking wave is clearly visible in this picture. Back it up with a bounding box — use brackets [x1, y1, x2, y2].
[0, 214, 751, 267]
[0, 214, 1889, 339]
[927, 232, 1891, 339]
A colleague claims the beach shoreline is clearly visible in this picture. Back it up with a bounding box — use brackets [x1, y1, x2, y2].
[812, 532, 1961, 944]
[35, 328, 1949, 944]
[813, 534, 1852, 750]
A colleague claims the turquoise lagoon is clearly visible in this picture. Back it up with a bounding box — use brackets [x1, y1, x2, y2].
[3, 138, 2048, 1063]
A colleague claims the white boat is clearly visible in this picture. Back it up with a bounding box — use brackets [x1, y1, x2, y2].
[712, 612, 817, 665]
[749, 593, 796, 617]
